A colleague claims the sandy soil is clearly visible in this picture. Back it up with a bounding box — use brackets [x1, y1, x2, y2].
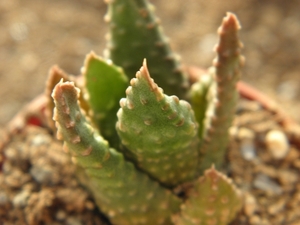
[1, 0, 300, 126]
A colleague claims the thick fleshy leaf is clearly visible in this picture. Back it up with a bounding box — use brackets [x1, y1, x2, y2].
[45, 65, 89, 131]
[190, 67, 217, 140]
[104, 0, 188, 99]
[172, 167, 242, 225]
[116, 60, 199, 187]
[52, 80, 181, 225]
[83, 52, 128, 147]
[199, 13, 244, 172]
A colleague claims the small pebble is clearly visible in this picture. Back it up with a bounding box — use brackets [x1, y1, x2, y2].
[229, 126, 238, 137]
[244, 193, 258, 216]
[13, 190, 31, 207]
[56, 210, 67, 221]
[4, 147, 18, 160]
[31, 134, 49, 146]
[238, 127, 255, 140]
[237, 128, 257, 160]
[265, 130, 289, 159]
[240, 141, 256, 161]
[30, 165, 54, 185]
[253, 174, 282, 195]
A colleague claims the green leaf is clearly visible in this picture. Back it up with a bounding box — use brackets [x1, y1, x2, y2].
[116, 60, 199, 187]
[190, 67, 217, 141]
[172, 167, 242, 225]
[52, 80, 181, 225]
[105, 0, 188, 99]
[198, 13, 244, 172]
[83, 52, 128, 148]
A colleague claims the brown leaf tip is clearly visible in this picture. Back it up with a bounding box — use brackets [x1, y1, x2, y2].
[221, 12, 241, 32]
[47, 65, 65, 90]
[47, 67, 70, 104]
[136, 59, 164, 101]
[204, 165, 220, 184]
[52, 79, 81, 102]
[137, 59, 157, 90]
[214, 12, 244, 62]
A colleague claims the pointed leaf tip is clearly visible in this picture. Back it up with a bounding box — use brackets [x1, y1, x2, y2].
[49, 65, 60, 76]
[82, 51, 97, 75]
[46, 66, 70, 129]
[221, 12, 241, 31]
[137, 59, 157, 92]
[137, 60, 165, 102]
[143, 58, 147, 67]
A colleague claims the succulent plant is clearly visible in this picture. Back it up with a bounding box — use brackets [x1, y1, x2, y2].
[47, 0, 244, 224]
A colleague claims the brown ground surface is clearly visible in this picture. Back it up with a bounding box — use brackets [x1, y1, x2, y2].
[1, 0, 300, 127]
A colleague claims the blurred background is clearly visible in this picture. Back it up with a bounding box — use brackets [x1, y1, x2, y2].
[1, 0, 300, 126]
